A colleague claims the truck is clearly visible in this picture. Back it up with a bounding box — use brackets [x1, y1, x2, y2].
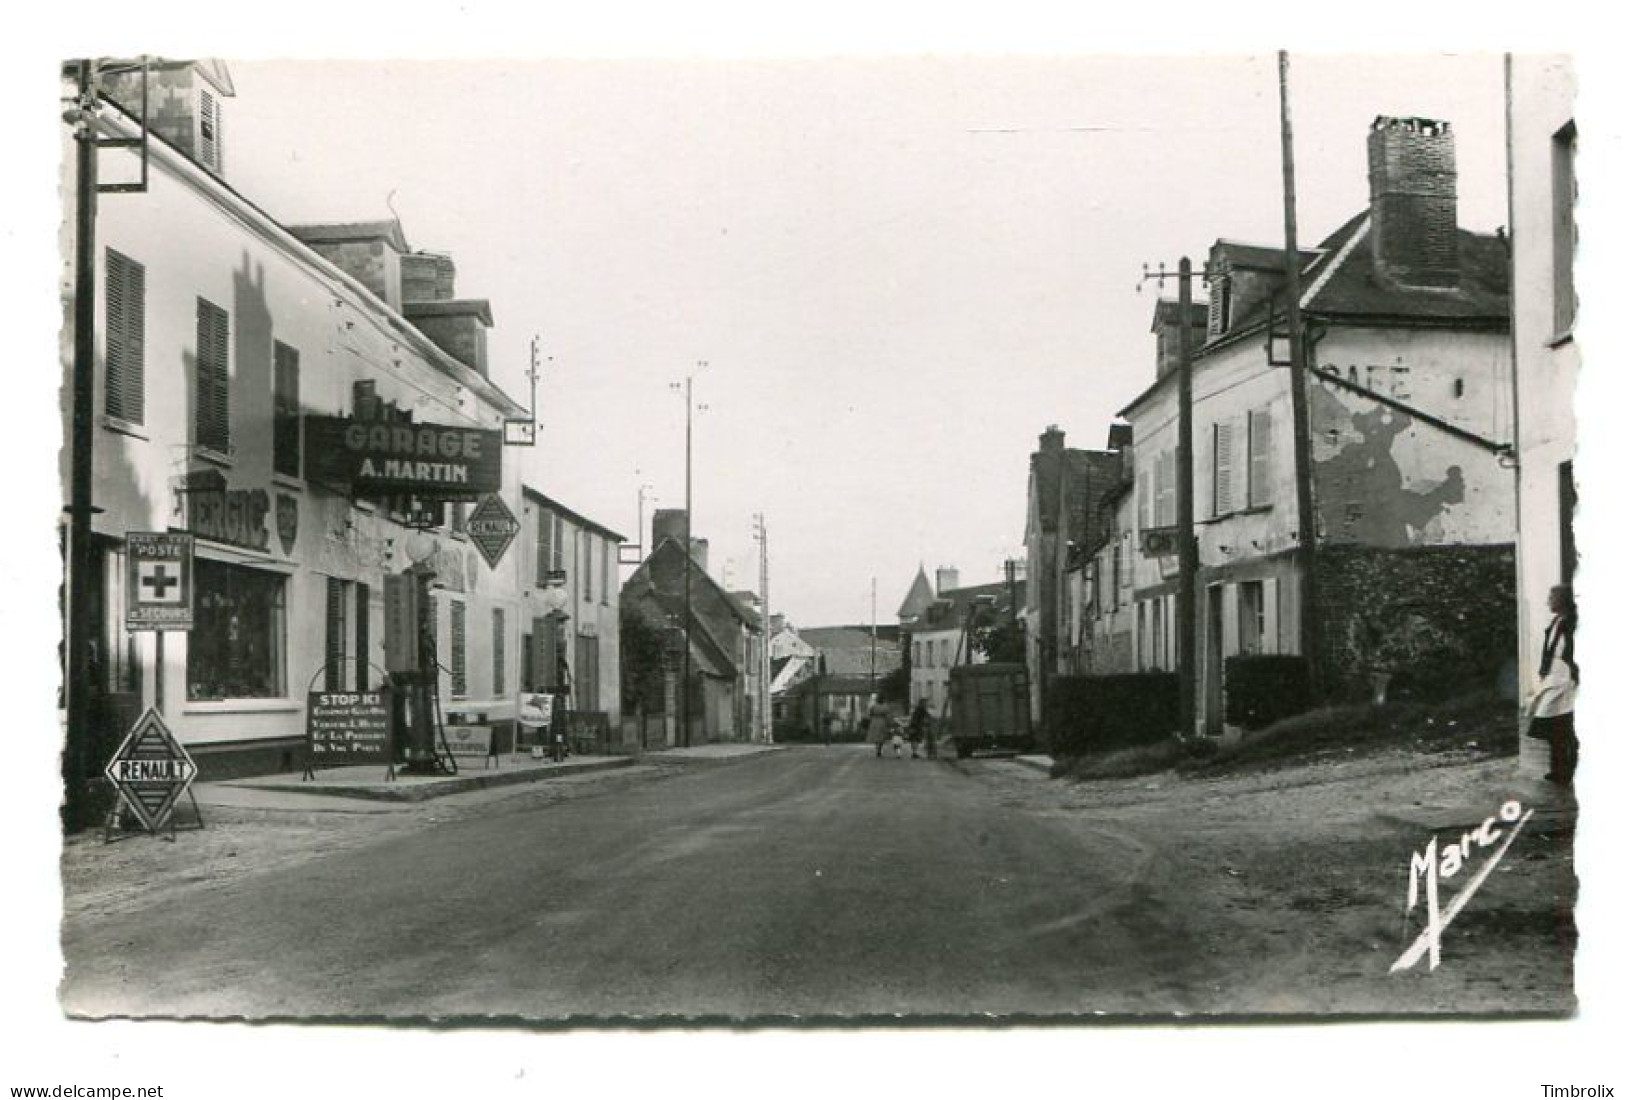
[946, 662, 1033, 758]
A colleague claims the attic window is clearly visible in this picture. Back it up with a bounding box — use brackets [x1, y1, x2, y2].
[1206, 275, 1233, 338]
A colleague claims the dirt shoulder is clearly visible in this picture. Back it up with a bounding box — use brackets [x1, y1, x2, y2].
[967, 746, 1578, 1016]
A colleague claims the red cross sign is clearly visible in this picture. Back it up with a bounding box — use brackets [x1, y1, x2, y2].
[126, 532, 195, 631]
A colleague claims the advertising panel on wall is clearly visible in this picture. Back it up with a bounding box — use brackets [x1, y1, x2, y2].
[303, 415, 502, 501]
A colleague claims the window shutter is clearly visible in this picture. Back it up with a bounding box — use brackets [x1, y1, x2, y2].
[1261, 578, 1279, 655]
[534, 507, 552, 586]
[1213, 421, 1235, 516]
[355, 582, 370, 690]
[1137, 470, 1152, 531]
[325, 577, 345, 691]
[195, 298, 230, 453]
[492, 608, 506, 697]
[1155, 451, 1175, 527]
[450, 600, 467, 697]
[104, 249, 145, 424]
[602, 540, 611, 604]
[583, 532, 594, 602]
[198, 88, 220, 172]
[1248, 408, 1272, 507]
[552, 515, 564, 570]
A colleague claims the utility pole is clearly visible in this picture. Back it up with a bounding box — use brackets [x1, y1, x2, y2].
[64, 59, 101, 831]
[870, 577, 878, 698]
[1176, 260, 1199, 739]
[1139, 260, 1207, 739]
[754, 512, 772, 743]
[1278, 50, 1322, 699]
[636, 481, 656, 562]
[672, 361, 707, 747]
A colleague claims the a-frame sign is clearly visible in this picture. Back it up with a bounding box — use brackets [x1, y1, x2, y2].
[104, 708, 199, 836]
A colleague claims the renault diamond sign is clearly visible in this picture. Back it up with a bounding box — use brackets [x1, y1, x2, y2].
[466, 493, 521, 570]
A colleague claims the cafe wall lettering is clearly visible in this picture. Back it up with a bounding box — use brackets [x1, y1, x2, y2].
[303, 415, 502, 501]
[185, 469, 270, 552]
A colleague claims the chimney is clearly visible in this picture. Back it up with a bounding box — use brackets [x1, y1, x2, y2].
[289, 219, 409, 310]
[102, 60, 234, 179]
[935, 566, 960, 595]
[1039, 425, 1065, 455]
[1151, 298, 1208, 378]
[403, 298, 494, 377]
[651, 508, 690, 550]
[1368, 116, 1460, 288]
[401, 252, 457, 302]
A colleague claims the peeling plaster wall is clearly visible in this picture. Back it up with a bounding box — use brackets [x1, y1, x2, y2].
[1309, 380, 1514, 548]
[1313, 326, 1513, 442]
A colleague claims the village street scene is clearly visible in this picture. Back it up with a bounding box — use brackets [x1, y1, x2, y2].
[39, 49, 1589, 1051]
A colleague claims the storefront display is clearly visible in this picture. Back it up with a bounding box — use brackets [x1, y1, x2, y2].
[186, 559, 287, 701]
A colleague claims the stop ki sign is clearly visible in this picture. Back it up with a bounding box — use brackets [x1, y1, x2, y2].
[104, 708, 198, 833]
[466, 493, 521, 570]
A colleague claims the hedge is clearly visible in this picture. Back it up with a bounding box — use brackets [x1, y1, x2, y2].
[1223, 654, 1314, 731]
[1050, 672, 1179, 756]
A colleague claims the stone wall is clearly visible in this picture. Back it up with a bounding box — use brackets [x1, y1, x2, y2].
[1314, 543, 1515, 701]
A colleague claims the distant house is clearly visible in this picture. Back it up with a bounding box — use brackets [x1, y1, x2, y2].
[519, 486, 626, 746]
[620, 509, 764, 744]
[908, 571, 1026, 715]
[779, 625, 902, 737]
[1022, 426, 1124, 737]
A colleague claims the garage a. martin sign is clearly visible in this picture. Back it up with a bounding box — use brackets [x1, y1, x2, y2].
[303, 416, 502, 501]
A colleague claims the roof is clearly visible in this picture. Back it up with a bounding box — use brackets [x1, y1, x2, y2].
[403, 299, 495, 326]
[521, 486, 626, 543]
[896, 565, 935, 620]
[289, 219, 411, 252]
[1150, 298, 1208, 331]
[1031, 447, 1123, 539]
[1120, 212, 1509, 418]
[918, 580, 1026, 631]
[795, 626, 902, 678]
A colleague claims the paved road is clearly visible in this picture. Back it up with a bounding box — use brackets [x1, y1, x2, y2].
[62, 746, 1216, 1020]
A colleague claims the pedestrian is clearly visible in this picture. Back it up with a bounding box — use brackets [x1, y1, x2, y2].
[907, 698, 929, 759]
[867, 702, 890, 758]
[890, 715, 906, 758]
[822, 712, 836, 747]
[1526, 584, 1578, 785]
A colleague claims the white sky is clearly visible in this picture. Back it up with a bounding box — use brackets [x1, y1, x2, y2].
[221, 54, 1509, 625]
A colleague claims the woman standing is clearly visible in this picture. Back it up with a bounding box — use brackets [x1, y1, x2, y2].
[1527, 584, 1578, 785]
[867, 702, 890, 758]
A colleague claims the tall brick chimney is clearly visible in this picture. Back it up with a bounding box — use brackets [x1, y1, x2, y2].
[1368, 116, 1460, 288]
[935, 566, 960, 595]
[1039, 425, 1065, 455]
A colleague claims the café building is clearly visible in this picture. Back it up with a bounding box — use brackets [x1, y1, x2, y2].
[62, 60, 532, 778]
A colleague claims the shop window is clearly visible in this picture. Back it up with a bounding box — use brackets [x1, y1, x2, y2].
[187, 560, 286, 700]
[104, 249, 145, 425]
[195, 297, 230, 455]
[272, 342, 300, 477]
